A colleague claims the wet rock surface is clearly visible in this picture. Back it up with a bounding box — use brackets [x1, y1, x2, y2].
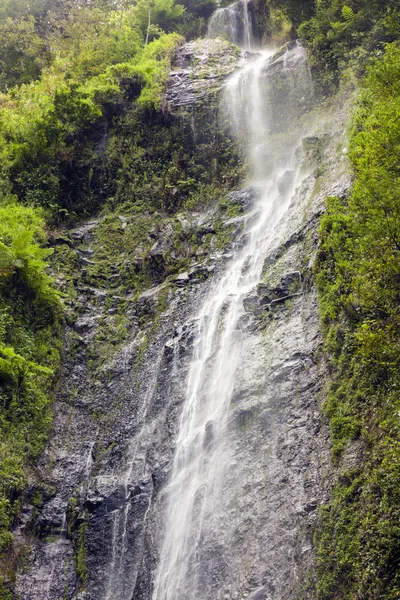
[261, 42, 315, 135]
[208, 0, 258, 48]
[166, 38, 241, 111]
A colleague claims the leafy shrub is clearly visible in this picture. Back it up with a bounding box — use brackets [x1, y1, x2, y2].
[0, 16, 48, 91]
[0, 200, 61, 574]
[0, 3, 183, 221]
[298, 0, 400, 93]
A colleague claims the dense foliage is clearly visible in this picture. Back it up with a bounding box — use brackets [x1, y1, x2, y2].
[296, 0, 399, 92]
[315, 43, 400, 599]
[0, 7, 186, 219]
[0, 202, 62, 591]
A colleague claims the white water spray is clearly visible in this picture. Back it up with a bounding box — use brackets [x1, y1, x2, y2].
[105, 332, 185, 600]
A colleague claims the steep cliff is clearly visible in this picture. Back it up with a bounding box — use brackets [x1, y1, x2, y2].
[12, 30, 352, 600]
[2, 1, 399, 599]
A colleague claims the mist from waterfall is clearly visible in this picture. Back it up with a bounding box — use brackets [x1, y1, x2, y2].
[152, 4, 314, 600]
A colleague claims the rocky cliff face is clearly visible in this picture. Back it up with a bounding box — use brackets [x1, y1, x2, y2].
[14, 39, 351, 600]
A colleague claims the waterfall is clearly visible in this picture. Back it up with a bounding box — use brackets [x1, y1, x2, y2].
[208, 0, 254, 49]
[153, 14, 314, 600]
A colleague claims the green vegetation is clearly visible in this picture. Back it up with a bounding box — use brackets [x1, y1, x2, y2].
[315, 43, 400, 599]
[303, 1, 400, 92]
[265, 0, 400, 93]
[0, 24, 183, 220]
[67, 497, 88, 589]
[269, 0, 314, 29]
[0, 0, 241, 224]
[105, 99, 241, 216]
[0, 202, 62, 591]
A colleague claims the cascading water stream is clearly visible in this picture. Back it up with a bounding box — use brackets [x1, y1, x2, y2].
[105, 348, 168, 600]
[153, 12, 313, 600]
[208, 0, 254, 49]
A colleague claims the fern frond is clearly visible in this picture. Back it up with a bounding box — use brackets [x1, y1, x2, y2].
[342, 5, 355, 22]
